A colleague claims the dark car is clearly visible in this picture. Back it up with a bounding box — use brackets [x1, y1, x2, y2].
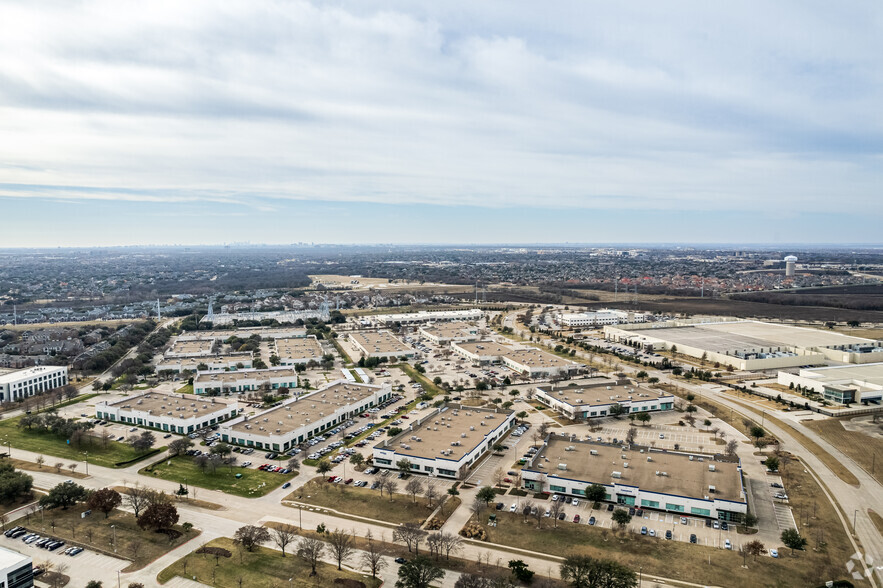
[690, 534, 697, 544]
[635, 509, 644, 517]
[607, 504, 614, 511]
[721, 522, 729, 531]
[628, 507, 635, 516]
[394, 557, 407, 564]
[588, 516, 596, 526]
[705, 519, 713, 528]
[495, 502, 504, 510]
[665, 530, 672, 540]
[557, 512, 566, 520]
[771, 482, 783, 488]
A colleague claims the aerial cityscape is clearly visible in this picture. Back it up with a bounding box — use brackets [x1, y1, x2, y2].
[0, 2, 881, 588]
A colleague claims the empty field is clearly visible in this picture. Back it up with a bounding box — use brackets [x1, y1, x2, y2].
[803, 418, 883, 485]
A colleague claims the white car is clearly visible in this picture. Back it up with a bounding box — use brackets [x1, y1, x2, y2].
[724, 539, 732, 550]
[769, 549, 778, 558]
[509, 503, 517, 512]
[572, 499, 579, 506]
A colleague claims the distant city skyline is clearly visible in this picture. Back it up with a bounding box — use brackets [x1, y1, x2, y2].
[1, 1, 880, 247]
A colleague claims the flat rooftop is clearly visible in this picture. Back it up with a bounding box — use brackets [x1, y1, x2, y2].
[455, 341, 512, 356]
[541, 382, 670, 406]
[182, 328, 307, 340]
[350, 331, 412, 355]
[0, 365, 65, 383]
[420, 322, 477, 338]
[167, 340, 215, 356]
[504, 348, 573, 368]
[103, 392, 235, 418]
[274, 337, 324, 360]
[194, 367, 299, 385]
[797, 362, 883, 386]
[379, 405, 512, 461]
[229, 382, 380, 436]
[533, 437, 743, 502]
[157, 354, 252, 368]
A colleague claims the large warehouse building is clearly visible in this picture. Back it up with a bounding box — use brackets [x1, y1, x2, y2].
[273, 336, 325, 365]
[778, 363, 883, 405]
[522, 435, 747, 522]
[220, 380, 392, 452]
[452, 341, 580, 378]
[193, 367, 299, 396]
[368, 308, 483, 326]
[372, 404, 515, 479]
[156, 353, 253, 373]
[418, 322, 480, 345]
[605, 319, 883, 370]
[536, 380, 674, 420]
[349, 331, 414, 359]
[96, 392, 240, 435]
[0, 365, 68, 403]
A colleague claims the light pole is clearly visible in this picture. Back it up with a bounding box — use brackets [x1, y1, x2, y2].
[298, 504, 302, 530]
[82, 452, 88, 475]
[117, 570, 121, 588]
[854, 509, 858, 534]
[111, 524, 116, 552]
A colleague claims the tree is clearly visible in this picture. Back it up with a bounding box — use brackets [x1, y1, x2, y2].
[764, 456, 780, 472]
[749, 426, 765, 442]
[137, 503, 179, 531]
[270, 524, 297, 557]
[476, 486, 496, 506]
[611, 508, 632, 530]
[636, 412, 651, 426]
[297, 536, 325, 576]
[327, 528, 355, 570]
[0, 463, 33, 504]
[608, 404, 627, 419]
[316, 459, 333, 476]
[781, 528, 807, 554]
[560, 555, 637, 588]
[86, 582, 103, 588]
[40, 481, 87, 510]
[35, 455, 45, 469]
[396, 458, 413, 473]
[424, 484, 438, 508]
[635, 371, 648, 381]
[167, 438, 194, 457]
[393, 523, 428, 554]
[745, 539, 765, 561]
[349, 453, 365, 467]
[395, 555, 444, 588]
[585, 484, 606, 503]
[405, 478, 424, 503]
[550, 498, 565, 528]
[124, 484, 150, 518]
[725, 439, 739, 457]
[509, 559, 534, 583]
[129, 431, 156, 452]
[625, 427, 637, 445]
[234, 525, 270, 552]
[361, 530, 388, 578]
[87, 488, 122, 518]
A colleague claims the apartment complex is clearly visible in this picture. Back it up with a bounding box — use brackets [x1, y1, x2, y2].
[536, 380, 674, 420]
[0, 365, 68, 403]
[96, 392, 240, 435]
[373, 404, 515, 479]
[193, 367, 299, 395]
[220, 380, 392, 452]
[521, 436, 747, 522]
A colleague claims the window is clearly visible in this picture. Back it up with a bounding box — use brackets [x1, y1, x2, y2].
[437, 468, 456, 476]
[424, 466, 433, 472]
[665, 503, 685, 512]
[691, 507, 711, 516]
[641, 500, 659, 508]
[375, 458, 392, 465]
[550, 485, 566, 493]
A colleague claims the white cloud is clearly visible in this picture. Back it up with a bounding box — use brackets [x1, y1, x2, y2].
[0, 0, 880, 217]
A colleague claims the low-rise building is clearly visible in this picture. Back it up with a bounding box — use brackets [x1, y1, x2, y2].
[0, 365, 68, 403]
[177, 327, 307, 341]
[558, 310, 650, 328]
[372, 404, 515, 479]
[369, 308, 482, 326]
[220, 380, 392, 452]
[156, 353, 253, 373]
[418, 322, 480, 345]
[193, 367, 299, 395]
[273, 336, 324, 365]
[536, 380, 674, 420]
[452, 341, 579, 378]
[521, 435, 747, 522]
[350, 331, 414, 359]
[0, 546, 33, 588]
[777, 363, 883, 405]
[164, 339, 217, 358]
[96, 392, 240, 435]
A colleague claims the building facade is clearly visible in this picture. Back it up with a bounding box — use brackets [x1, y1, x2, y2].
[0, 547, 33, 588]
[193, 367, 299, 395]
[535, 380, 674, 420]
[0, 366, 68, 403]
[96, 393, 240, 435]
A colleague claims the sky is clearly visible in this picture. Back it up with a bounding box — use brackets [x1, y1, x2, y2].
[0, 1, 881, 247]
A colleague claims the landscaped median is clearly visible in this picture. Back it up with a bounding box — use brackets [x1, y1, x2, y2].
[284, 477, 461, 527]
[139, 455, 296, 498]
[0, 415, 161, 468]
[157, 536, 381, 588]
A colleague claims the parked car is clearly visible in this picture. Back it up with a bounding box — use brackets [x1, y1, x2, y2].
[394, 557, 407, 564]
[690, 534, 697, 544]
[725, 539, 732, 550]
[649, 529, 656, 537]
[573, 515, 580, 523]
[721, 522, 729, 531]
[282, 482, 291, 489]
[588, 516, 596, 526]
[509, 503, 517, 513]
[665, 530, 672, 540]
[769, 549, 779, 558]
[641, 526, 647, 535]
[495, 503, 504, 511]
[680, 517, 688, 525]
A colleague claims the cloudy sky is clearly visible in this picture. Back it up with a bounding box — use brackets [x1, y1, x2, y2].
[1, 1, 881, 247]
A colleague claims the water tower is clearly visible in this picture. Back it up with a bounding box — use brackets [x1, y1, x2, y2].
[784, 255, 797, 277]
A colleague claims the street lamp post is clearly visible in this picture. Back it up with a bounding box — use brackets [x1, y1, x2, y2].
[83, 452, 89, 475]
[854, 509, 858, 534]
[111, 524, 116, 552]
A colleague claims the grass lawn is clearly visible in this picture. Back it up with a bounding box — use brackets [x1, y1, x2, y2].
[140, 456, 295, 498]
[157, 537, 381, 588]
[286, 478, 453, 526]
[474, 503, 856, 588]
[0, 490, 39, 518]
[803, 417, 883, 485]
[9, 458, 88, 478]
[396, 364, 444, 397]
[175, 383, 194, 394]
[0, 417, 160, 468]
[13, 506, 197, 572]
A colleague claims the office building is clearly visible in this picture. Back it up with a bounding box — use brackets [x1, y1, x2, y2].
[0, 366, 68, 403]
[193, 367, 299, 395]
[349, 331, 414, 359]
[96, 392, 240, 435]
[778, 363, 883, 405]
[418, 322, 480, 345]
[536, 380, 674, 420]
[452, 341, 579, 378]
[0, 547, 33, 588]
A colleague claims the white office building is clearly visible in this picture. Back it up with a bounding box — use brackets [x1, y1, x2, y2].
[0, 366, 69, 403]
[0, 546, 34, 588]
[558, 310, 649, 328]
[96, 392, 240, 435]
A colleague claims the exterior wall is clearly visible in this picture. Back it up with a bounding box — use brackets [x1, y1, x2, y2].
[502, 356, 572, 378]
[535, 389, 674, 420]
[0, 550, 33, 588]
[193, 369, 298, 395]
[96, 400, 239, 435]
[372, 309, 483, 326]
[372, 408, 516, 478]
[220, 384, 393, 452]
[0, 366, 69, 402]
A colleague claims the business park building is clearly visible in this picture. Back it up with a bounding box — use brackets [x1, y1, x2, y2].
[96, 392, 240, 434]
[778, 362, 883, 405]
[536, 379, 674, 421]
[220, 380, 392, 452]
[349, 331, 414, 359]
[193, 367, 299, 396]
[452, 341, 580, 378]
[605, 319, 883, 370]
[522, 435, 747, 522]
[0, 365, 68, 403]
[373, 404, 515, 479]
[418, 322, 480, 345]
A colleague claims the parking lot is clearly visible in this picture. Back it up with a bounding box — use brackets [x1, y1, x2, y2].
[2, 528, 128, 580]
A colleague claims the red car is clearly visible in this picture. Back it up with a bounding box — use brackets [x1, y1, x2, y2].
[327, 476, 339, 483]
[573, 515, 581, 523]
[344, 478, 354, 484]
[401, 415, 409, 419]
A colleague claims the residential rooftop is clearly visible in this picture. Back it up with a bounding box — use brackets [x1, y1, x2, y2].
[228, 382, 381, 436]
[532, 436, 743, 503]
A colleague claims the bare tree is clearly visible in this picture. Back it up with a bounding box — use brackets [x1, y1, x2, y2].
[725, 439, 738, 457]
[270, 524, 297, 557]
[532, 502, 544, 528]
[68, 463, 78, 475]
[125, 484, 150, 518]
[437, 531, 462, 560]
[625, 427, 637, 445]
[492, 468, 505, 488]
[84, 527, 94, 544]
[297, 537, 325, 576]
[127, 539, 143, 560]
[35, 455, 45, 469]
[382, 478, 399, 500]
[521, 500, 535, 522]
[404, 478, 424, 504]
[424, 484, 438, 508]
[360, 531, 387, 578]
[54, 462, 64, 473]
[393, 522, 427, 555]
[326, 528, 355, 570]
[549, 499, 564, 528]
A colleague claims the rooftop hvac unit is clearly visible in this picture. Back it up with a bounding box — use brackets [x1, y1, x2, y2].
[606, 386, 612, 390]
[708, 464, 716, 472]
[589, 450, 598, 456]
[480, 421, 485, 426]
[461, 433, 467, 438]
[689, 456, 694, 461]
[623, 462, 629, 468]
[259, 427, 264, 431]
[275, 429, 281, 433]
[647, 456, 652, 462]
[708, 485, 716, 493]
[416, 437, 422, 442]
[611, 471, 622, 478]
[565, 446, 573, 452]
[558, 463, 567, 471]
[469, 426, 475, 431]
